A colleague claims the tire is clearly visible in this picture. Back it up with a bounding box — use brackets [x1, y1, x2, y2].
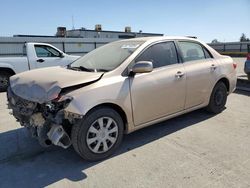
[247, 74, 250, 81]
[71, 107, 124, 161]
[0, 71, 11, 92]
[206, 82, 228, 114]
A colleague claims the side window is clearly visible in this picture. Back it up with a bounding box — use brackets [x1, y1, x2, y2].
[35, 45, 60, 57]
[178, 42, 206, 62]
[136, 42, 178, 68]
[203, 47, 213, 59]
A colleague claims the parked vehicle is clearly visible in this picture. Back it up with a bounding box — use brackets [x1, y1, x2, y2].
[0, 42, 80, 91]
[244, 52, 250, 81]
[7, 37, 237, 161]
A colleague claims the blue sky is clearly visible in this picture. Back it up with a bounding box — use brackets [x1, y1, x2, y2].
[0, 0, 249, 42]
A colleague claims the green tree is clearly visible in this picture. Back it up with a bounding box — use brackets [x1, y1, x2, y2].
[240, 33, 250, 42]
[211, 39, 219, 43]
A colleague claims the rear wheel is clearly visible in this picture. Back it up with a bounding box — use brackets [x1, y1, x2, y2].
[0, 71, 11, 92]
[206, 82, 228, 114]
[71, 107, 124, 161]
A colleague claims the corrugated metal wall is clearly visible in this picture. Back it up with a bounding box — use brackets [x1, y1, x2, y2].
[1, 37, 249, 57]
[0, 37, 117, 57]
[209, 42, 250, 53]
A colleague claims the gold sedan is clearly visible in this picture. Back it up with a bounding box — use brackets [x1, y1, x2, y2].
[8, 37, 237, 161]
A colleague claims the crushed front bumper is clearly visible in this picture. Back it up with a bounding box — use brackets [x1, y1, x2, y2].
[7, 87, 76, 149]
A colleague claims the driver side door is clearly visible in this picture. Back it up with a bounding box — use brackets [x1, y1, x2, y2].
[129, 41, 186, 126]
[34, 45, 65, 68]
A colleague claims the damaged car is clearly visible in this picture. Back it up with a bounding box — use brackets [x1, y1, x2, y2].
[7, 37, 237, 161]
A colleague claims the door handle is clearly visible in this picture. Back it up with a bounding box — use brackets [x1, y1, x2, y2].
[211, 64, 217, 71]
[37, 59, 45, 63]
[175, 71, 185, 79]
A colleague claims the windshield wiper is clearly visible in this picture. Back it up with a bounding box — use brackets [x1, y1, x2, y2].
[96, 68, 109, 72]
[68, 65, 109, 72]
[68, 65, 94, 72]
[79, 66, 94, 72]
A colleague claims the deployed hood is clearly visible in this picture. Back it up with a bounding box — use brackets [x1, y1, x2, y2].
[10, 66, 103, 103]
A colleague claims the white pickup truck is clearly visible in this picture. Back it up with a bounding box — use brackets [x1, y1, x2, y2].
[0, 42, 80, 91]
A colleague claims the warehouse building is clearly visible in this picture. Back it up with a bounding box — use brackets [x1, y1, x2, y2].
[0, 25, 163, 57]
[57, 25, 163, 39]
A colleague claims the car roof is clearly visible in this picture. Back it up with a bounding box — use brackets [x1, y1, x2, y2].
[119, 36, 199, 43]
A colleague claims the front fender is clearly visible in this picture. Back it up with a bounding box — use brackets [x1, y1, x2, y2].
[63, 76, 133, 126]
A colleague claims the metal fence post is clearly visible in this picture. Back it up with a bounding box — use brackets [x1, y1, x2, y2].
[62, 42, 65, 53]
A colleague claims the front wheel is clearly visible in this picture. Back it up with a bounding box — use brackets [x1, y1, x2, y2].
[71, 107, 124, 161]
[0, 71, 11, 92]
[206, 82, 228, 114]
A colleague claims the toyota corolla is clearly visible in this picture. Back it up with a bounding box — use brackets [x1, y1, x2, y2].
[7, 37, 237, 161]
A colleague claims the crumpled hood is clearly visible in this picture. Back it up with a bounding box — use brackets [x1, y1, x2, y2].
[10, 66, 103, 103]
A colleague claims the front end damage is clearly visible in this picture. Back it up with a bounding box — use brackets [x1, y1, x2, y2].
[7, 87, 82, 149]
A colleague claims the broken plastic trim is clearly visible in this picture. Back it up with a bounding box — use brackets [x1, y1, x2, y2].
[59, 73, 104, 96]
[47, 124, 71, 149]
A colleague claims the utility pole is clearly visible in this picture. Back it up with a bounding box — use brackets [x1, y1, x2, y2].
[72, 15, 75, 30]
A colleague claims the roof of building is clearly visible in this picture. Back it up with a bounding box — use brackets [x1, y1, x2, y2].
[66, 29, 163, 36]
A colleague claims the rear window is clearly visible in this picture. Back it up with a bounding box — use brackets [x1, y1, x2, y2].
[179, 42, 206, 62]
[203, 48, 213, 59]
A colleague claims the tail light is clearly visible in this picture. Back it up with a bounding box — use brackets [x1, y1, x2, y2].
[233, 62, 237, 69]
[247, 53, 250, 61]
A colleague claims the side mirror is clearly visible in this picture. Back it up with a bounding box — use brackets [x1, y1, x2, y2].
[59, 52, 64, 58]
[131, 61, 153, 74]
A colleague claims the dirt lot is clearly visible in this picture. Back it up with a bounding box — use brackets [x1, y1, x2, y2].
[0, 89, 250, 188]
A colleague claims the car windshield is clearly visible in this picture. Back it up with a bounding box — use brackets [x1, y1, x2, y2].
[69, 41, 144, 72]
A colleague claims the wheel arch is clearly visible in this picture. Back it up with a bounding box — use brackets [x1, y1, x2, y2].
[86, 103, 128, 133]
[0, 67, 16, 75]
[217, 77, 230, 93]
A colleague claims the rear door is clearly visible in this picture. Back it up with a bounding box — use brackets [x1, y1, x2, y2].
[129, 41, 186, 126]
[177, 41, 217, 109]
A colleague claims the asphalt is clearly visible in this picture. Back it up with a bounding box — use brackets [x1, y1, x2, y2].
[0, 57, 249, 188]
[0, 89, 250, 187]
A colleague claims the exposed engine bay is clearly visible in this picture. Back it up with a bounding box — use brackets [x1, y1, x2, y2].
[7, 87, 82, 149]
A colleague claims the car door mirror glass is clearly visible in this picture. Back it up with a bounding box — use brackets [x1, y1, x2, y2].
[131, 61, 153, 74]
